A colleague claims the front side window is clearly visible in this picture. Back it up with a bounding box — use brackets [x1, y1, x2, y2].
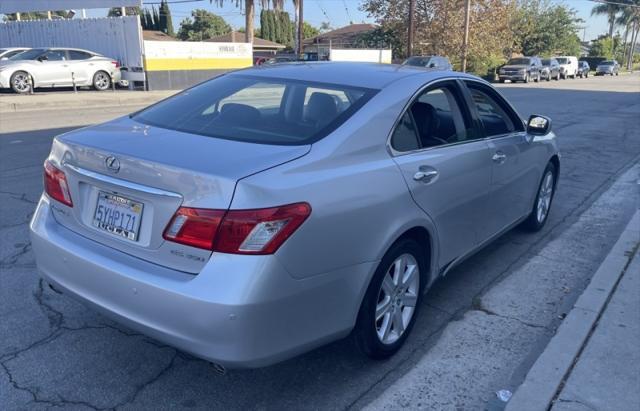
[43, 50, 66, 61]
[133, 75, 376, 145]
[466, 83, 523, 137]
[390, 83, 473, 152]
[556, 58, 568, 64]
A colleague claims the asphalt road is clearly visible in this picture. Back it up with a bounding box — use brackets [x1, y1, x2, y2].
[1, 74, 639, 410]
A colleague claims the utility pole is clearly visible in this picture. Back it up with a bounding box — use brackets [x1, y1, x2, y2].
[408, 0, 415, 57]
[298, 0, 304, 56]
[461, 0, 471, 72]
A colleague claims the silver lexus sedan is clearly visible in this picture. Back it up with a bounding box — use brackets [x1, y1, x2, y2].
[30, 63, 559, 369]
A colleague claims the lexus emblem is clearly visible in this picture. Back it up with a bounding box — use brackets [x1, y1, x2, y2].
[105, 156, 120, 173]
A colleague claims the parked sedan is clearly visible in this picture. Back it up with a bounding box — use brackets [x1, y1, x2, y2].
[577, 61, 590, 78]
[498, 56, 544, 83]
[403, 55, 453, 70]
[595, 60, 620, 76]
[31, 63, 559, 369]
[0, 47, 121, 93]
[541, 58, 561, 81]
[0, 47, 29, 60]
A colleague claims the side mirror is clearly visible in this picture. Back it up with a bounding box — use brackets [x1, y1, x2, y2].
[38, 55, 48, 62]
[527, 115, 552, 136]
[428, 63, 436, 68]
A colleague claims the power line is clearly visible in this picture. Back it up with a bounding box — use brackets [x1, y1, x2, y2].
[588, 0, 640, 8]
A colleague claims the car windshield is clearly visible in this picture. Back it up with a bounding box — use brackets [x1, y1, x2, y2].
[9, 49, 45, 60]
[541, 59, 552, 65]
[600, 61, 614, 65]
[556, 58, 568, 64]
[404, 57, 432, 66]
[132, 75, 377, 145]
[507, 58, 530, 65]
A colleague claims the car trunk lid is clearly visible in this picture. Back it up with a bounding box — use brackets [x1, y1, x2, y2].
[49, 116, 310, 273]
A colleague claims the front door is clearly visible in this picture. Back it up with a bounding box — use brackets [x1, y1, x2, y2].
[390, 81, 492, 266]
[36, 50, 71, 86]
[463, 80, 540, 239]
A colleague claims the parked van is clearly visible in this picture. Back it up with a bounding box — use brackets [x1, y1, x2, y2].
[555, 56, 578, 79]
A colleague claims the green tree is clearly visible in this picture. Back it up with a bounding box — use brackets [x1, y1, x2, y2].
[159, 0, 175, 36]
[589, 35, 615, 58]
[3, 11, 67, 21]
[303, 22, 320, 38]
[259, 9, 294, 46]
[510, 0, 581, 57]
[153, 6, 161, 30]
[177, 9, 232, 41]
[107, 7, 141, 17]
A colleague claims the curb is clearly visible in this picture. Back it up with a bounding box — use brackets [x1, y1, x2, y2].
[0, 91, 175, 114]
[505, 210, 640, 411]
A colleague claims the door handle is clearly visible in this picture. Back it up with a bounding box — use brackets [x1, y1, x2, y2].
[492, 151, 507, 164]
[413, 168, 439, 183]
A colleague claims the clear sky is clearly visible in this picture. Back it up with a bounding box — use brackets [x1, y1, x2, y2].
[76, 0, 614, 42]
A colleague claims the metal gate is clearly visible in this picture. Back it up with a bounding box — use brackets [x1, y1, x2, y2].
[0, 16, 143, 69]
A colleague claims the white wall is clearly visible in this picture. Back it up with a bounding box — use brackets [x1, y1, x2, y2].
[0, 16, 143, 68]
[329, 49, 392, 64]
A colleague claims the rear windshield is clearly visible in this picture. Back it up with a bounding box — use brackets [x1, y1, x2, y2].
[541, 59, 551, 65]
[600, 61, 614, 65]
[133, 75, 377, 145]
[507, 58, 530, 65]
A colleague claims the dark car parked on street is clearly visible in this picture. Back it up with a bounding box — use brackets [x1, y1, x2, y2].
[577, 61, 590, 78]
[541, 58, 561, 81]
[498, 57, 543, 83]
[403, 56, 453, 70]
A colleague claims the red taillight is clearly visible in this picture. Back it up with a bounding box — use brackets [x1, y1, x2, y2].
[111, 60, 120, 68]
[162, 203, 311, 254]
[43, 160, 73, 207]
[163, 208, 225, 250]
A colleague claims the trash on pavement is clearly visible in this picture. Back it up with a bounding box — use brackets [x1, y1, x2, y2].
[496, 389, 513, 402]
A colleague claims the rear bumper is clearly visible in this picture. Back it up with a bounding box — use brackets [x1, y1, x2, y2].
[30, 196, 374, 368]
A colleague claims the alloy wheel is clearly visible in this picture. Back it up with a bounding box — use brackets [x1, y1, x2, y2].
[536, 171, 554, 223]
[375, 253, 420, 345]
[94, 72, 110, 90]
[12, 73, 30, 93]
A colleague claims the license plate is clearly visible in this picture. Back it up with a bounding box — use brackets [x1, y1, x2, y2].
[93, 192, 143, 241]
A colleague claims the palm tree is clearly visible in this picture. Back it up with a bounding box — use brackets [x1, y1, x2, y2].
[210, 0, 255, 43]
[591, 3, 621, 40]
[615, 2, 640, 70]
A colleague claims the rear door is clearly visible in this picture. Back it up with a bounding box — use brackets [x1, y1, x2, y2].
[66, 50, 93, 84]
[390, 80, 492, 266]
[462, 80, 539, 239]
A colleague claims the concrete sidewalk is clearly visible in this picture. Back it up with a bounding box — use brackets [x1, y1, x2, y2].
[506, 211, 640, 411]
[0, 89, 176, 113]
[552, 251, 640, 411]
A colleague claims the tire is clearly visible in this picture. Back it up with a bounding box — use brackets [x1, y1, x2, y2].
[354, 238, 425, 359]
[10, 71, 32, 94]
[93, 71, 111, 91]
[499, 79, 505, 83]
[522, 162, 557, 232]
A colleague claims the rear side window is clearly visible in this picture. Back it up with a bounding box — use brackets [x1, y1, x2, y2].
[466, 83, 524, 136]
[133, 75, 376, 145]
[68, 50, 92, 60]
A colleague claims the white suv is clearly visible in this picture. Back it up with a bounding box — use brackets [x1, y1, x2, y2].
[555, 56, 578, 79]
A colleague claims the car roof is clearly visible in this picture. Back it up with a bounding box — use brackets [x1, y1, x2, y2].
[230, 62, 472, 89]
